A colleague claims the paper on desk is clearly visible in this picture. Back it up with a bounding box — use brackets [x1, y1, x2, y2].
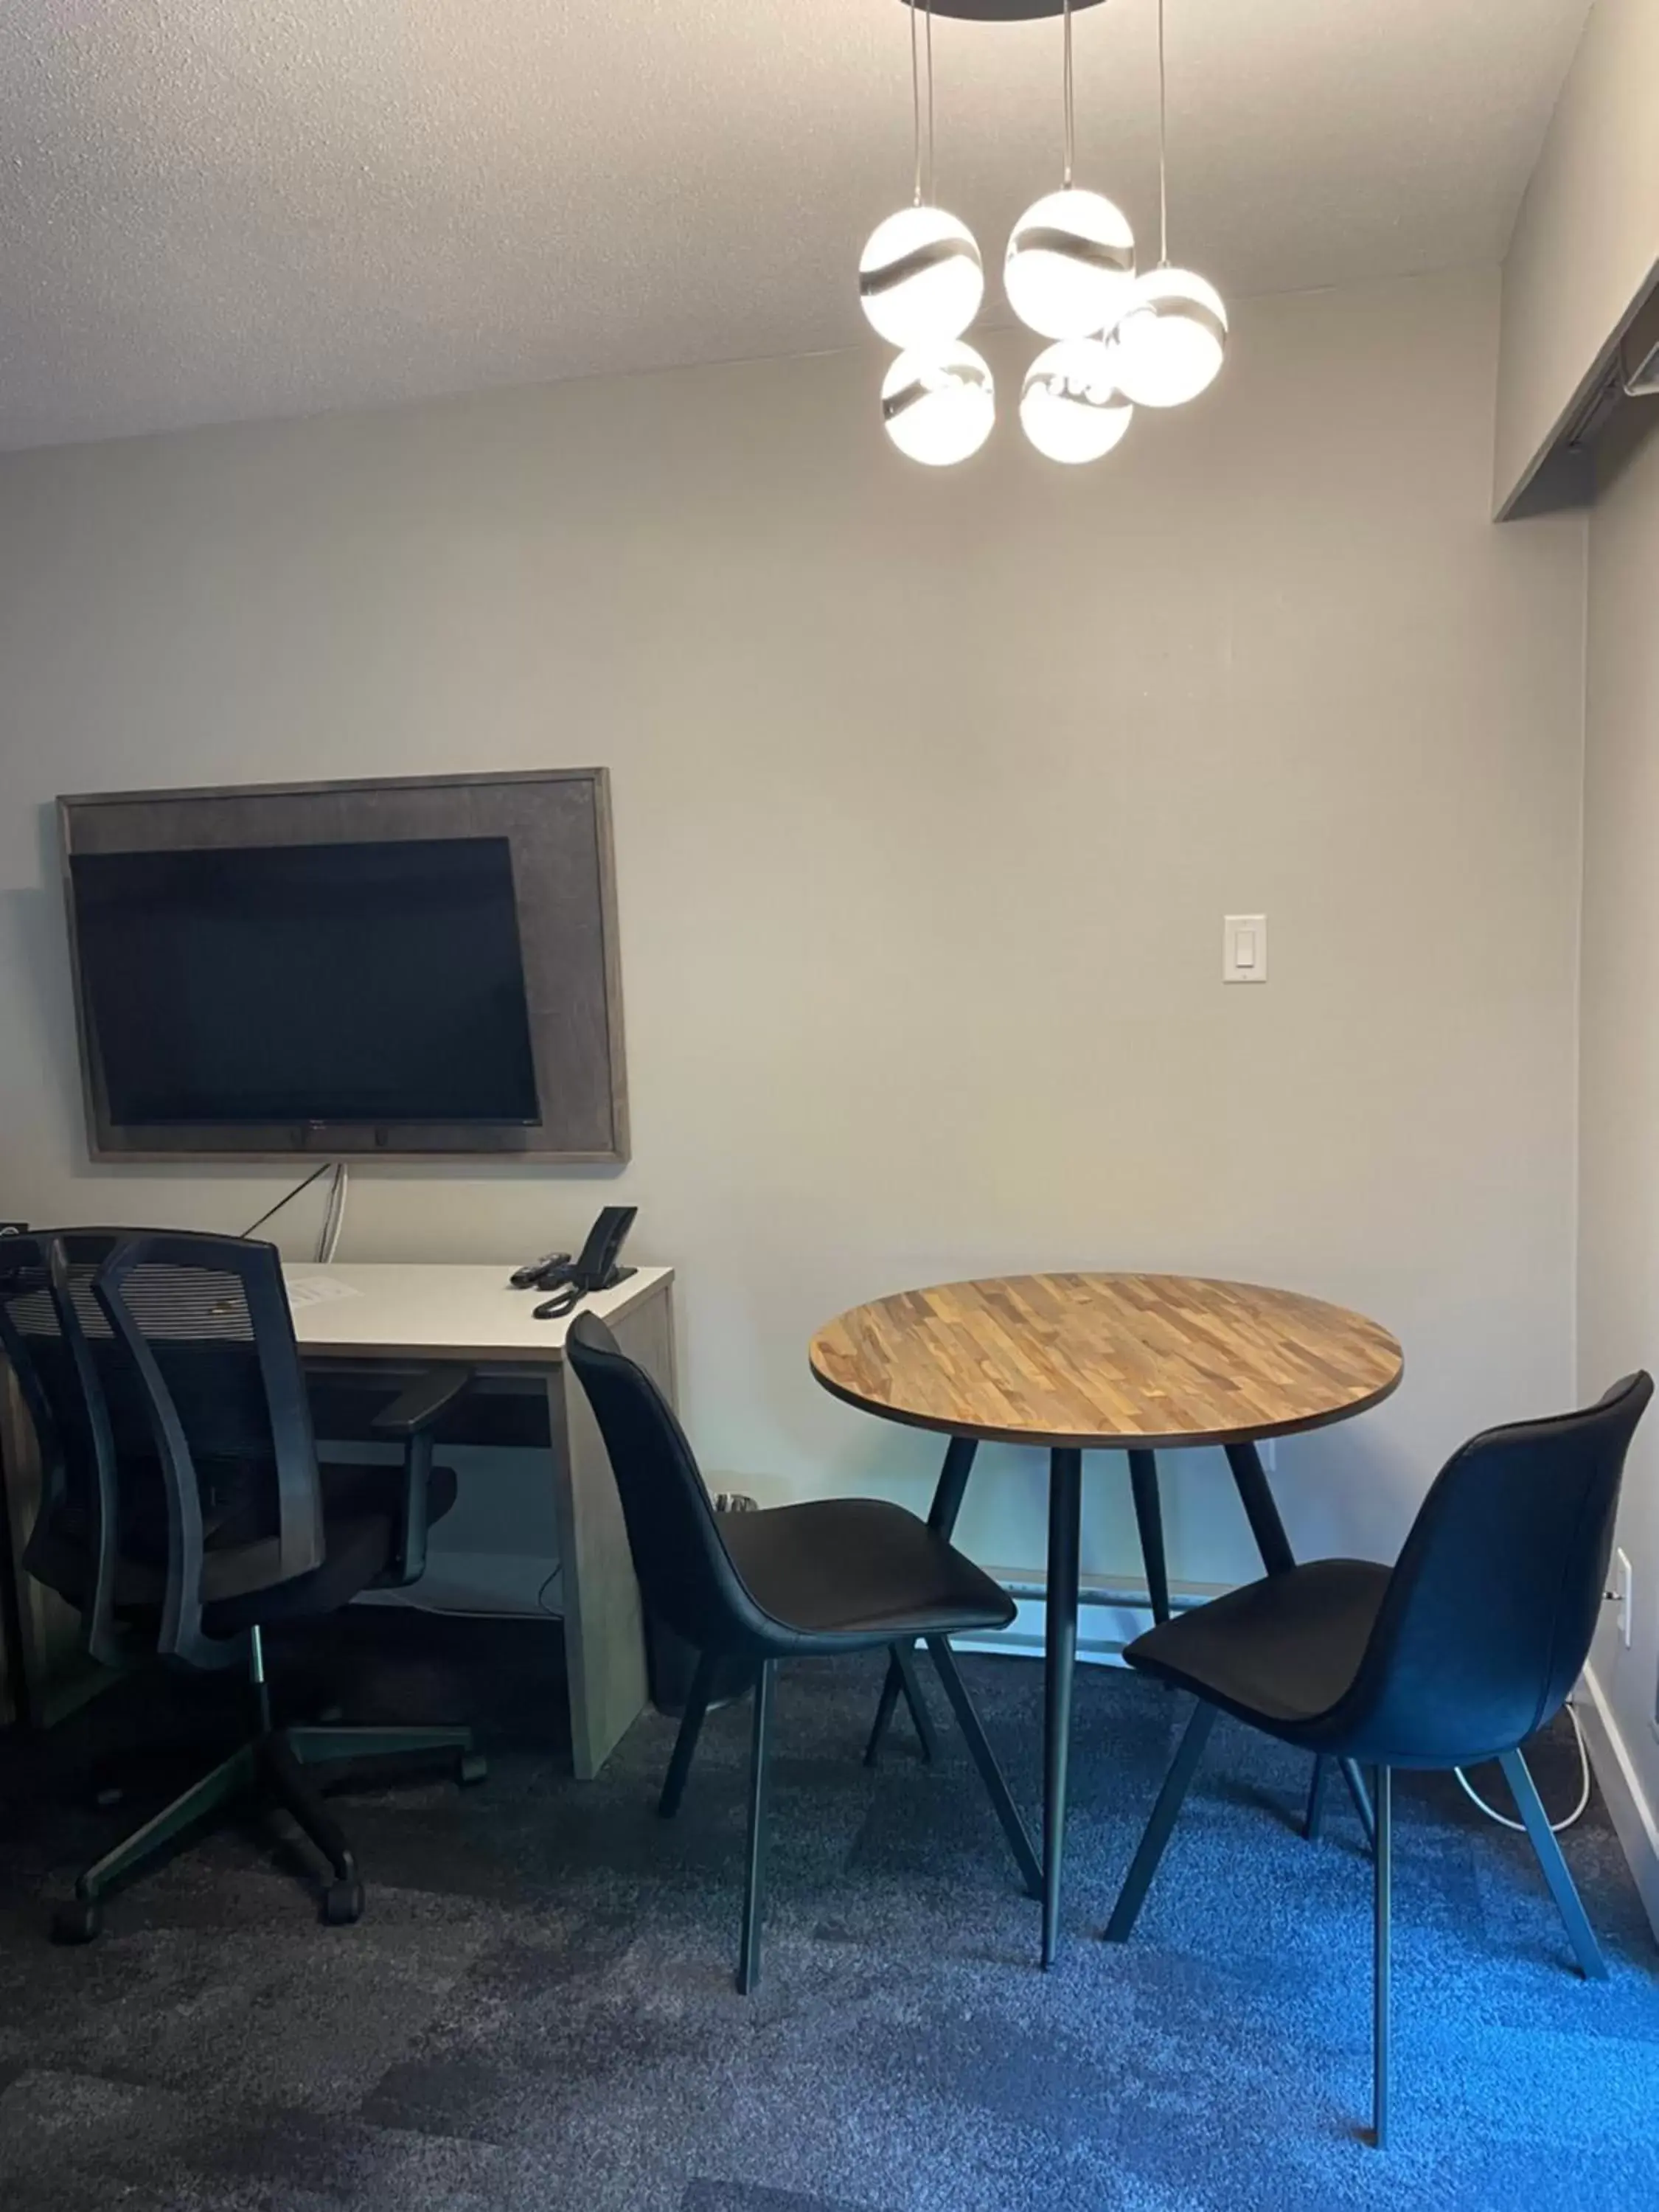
[286, 1275, 364, 1308]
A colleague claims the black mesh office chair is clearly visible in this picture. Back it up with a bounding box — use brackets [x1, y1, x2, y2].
[1102, 1374, 1652, 2148]
[0, 1228, 485, 1942]
[566, 1313, 1043, 1992]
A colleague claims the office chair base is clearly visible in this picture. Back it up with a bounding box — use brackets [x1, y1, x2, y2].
[51, 1899, 104, 1945]
[49, 1719, 480, 1944]
[324, 1877, 366, 1926]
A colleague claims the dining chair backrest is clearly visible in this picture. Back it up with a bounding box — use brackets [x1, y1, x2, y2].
[567, 1313, 775, 1657]
[1334, 1372, 1652, 1766]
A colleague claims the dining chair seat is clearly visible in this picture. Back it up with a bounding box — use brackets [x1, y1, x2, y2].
[1127, 1557, 1389, 1733]
[720, 1497, 1012, 1649]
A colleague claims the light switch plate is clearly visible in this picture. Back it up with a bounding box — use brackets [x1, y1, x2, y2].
[1223, 914, 1267, 983]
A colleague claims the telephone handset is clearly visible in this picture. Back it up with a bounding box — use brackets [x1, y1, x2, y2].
[520, 1206, 637, 1319]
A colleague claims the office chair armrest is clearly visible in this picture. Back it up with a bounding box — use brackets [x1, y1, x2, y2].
[369, 1364, 473, 1439]
[369, 1365, 473, 1587]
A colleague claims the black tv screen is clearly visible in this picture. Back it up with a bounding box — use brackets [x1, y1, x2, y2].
[69, 838, 541, 1126]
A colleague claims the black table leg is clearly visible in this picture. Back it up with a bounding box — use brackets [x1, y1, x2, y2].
[1225, 1439, 1357, 1842]
[864, 1436, 978, 1767]
[1224, 1440, 1294, 1575]
[1043, 1446, 1083, 1969]
[1127, 1449, 1171, 1627]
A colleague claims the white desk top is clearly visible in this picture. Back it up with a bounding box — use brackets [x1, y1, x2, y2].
[282, 1262, 672, 1367]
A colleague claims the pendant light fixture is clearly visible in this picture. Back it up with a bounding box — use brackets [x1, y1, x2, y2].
[1108, 0, 1228, 407]
[883, 341, 998, 466]
[860, 1, 995, 465]
[1004, 0, 1135, 342]
[1020, 337, 1132, 464]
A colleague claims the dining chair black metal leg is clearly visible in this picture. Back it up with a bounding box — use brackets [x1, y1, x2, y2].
[658, 1650, 717, 1819]
[1223, 1440, 1295, 1575]
[737, 1660, 776, 1995]
[1127, 1449, 1172, 1627]
[1498, 1747, 1607, 1980]
[889, 1640, 942, 1764]
[1102, 1700, 1218, 1943]
[864, 1436, 979, 1767]
[862, 1656, 905, 1768]
[925, 1636, 1043, 1899]
[1340, 1757, 1378, 1849]
[1043, 1446, 1083, 1968]
[1304, 1755, 1331, 1840]
[862, 1639, 939, 1765]
[1371, 1764, 1391, 2150]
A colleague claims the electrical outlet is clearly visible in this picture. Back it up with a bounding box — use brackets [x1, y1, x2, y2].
[1614, 1548, 1633, 1649]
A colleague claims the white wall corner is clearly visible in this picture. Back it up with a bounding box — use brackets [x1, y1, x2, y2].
[1578, 1663, 1659, 1941]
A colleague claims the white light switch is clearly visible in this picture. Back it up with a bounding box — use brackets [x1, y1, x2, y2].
[1224, 914, 1267, 983]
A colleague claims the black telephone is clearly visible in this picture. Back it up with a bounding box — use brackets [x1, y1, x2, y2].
[511, 1206, 637, 1319]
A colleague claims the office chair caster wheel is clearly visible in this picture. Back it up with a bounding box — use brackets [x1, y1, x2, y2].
[322, 1878, 364, 1927]
[52, 1898, 102, 1945]
[458, 1752, 488, 1787]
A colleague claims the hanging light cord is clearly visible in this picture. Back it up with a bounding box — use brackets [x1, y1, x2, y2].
[1155, 0, 1169, 265]
[909, 0, 938, 206]
[910, 0, 922, 204]
[1062, 0, 1076, 188]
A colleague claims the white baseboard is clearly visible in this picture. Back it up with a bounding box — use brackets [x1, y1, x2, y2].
[952, 1570, 1232, 1666]
[1578, 1663, 1659, 1941]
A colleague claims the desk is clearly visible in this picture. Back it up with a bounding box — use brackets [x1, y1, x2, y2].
[810, 1272, 1403, 1963]
[0, 1261, 673, 1773]
[288, 1262, 675, 1780]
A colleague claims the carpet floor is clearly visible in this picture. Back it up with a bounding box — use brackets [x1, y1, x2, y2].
[0, 1612, 1655, 2211]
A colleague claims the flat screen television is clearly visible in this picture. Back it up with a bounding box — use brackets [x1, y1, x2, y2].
[68, 837, 541, 1128]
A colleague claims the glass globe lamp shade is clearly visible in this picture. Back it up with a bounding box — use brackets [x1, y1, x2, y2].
[1020, 339, 1133, 465]
[1004, 188, 1135, 341]
[859, 206, 986, 349]
[1108, 269, 1228, 407]
[881, 341, 995, 467]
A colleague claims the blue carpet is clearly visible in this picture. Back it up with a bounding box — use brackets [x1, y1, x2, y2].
[0, 1614, 1655, 2210]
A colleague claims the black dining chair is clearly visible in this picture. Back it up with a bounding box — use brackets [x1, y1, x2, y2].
[0, 1228, 485, 1941]
[1101, 1374, 1652, 2149]
[566, 1312, 1043, 1992]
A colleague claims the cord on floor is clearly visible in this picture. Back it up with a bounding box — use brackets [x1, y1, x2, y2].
[1453, 1698, 1591, 1834]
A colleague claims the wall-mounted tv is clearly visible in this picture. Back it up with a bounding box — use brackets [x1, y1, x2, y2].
[71, 838, 540, 1128]
[59, 770, 628, 1163]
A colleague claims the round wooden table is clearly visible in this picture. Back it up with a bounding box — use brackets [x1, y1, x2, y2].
[809, 1273, 1403, 1964]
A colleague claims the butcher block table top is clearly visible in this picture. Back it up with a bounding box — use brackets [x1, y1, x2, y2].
[808, 1273, 1403, 1453]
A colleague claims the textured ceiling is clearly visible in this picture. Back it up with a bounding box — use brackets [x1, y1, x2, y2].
[0, 0, 1590, 451]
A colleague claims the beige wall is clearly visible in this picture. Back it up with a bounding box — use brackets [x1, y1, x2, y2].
[1579, 400, 1659, 1925]
[0, 262, 1585, 1595]
[1496, 0, 1659, 515]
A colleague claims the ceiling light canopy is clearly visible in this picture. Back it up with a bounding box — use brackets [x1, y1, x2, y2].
[900, 1, 1107, 18]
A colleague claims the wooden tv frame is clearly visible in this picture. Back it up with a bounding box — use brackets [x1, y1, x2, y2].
[58, 768, 629, 1164]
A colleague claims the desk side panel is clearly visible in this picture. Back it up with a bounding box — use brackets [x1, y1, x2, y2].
[552, 1279, 674, 1778]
